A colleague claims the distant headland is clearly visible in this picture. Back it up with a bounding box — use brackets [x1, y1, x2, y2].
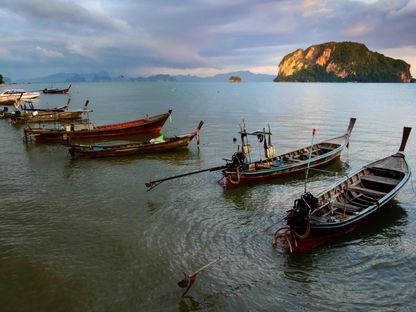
[274, 41, 414, 83]
[5, 71, 275, 84]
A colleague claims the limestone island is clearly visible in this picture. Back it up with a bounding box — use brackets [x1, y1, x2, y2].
[274, 41, 413, 83]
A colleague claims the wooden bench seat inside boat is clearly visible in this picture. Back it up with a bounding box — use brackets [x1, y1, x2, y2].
[348, 186, 387, 197]
[360, 175, 401, 187]
[331, 201, 362, 213]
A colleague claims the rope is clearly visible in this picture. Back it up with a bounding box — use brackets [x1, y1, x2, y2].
[272, 196, 314, 251]
[182, 216, 285, 292]
[226, 166, 241, 185]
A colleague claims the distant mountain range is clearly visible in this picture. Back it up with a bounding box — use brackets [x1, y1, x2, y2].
[13, 71, 275, 83]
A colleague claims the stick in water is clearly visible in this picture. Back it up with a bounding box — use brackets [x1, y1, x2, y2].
[177, 218, 282, 297]
[304, 128, 316, 193]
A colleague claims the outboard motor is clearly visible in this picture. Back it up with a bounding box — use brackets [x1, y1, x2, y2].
[231, 151, 246, 168]
[286, 192, 318, 228]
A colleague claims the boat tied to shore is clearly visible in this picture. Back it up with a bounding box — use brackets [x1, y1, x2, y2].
[24, 110, 172, 142]
[145, 118, 355, 190]
[272, 126, 412, 253]
[67, 120, 203, 158]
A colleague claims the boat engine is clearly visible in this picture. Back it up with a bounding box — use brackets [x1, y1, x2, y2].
[285, 192, 318, 228]
[229, 151, 246, 168]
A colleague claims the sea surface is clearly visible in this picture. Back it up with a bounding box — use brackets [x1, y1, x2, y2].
[1, 82, 415, 311]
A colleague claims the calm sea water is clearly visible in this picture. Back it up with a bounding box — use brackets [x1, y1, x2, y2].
[1, 82, 415, 311]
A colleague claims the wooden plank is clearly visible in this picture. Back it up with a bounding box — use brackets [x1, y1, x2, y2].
[360, 175, 400, 187]
[331, 201, 363, 213]
[348, 186, 387, 197]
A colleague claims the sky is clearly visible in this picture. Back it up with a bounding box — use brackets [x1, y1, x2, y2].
[0, 0, 415, 80]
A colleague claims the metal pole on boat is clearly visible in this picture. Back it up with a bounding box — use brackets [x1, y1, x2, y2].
[240, 118, 251, 162]
[304, 128, 316, 193]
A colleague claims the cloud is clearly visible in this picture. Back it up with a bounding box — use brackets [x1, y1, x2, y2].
[0, 0, 415, 79]
[1, 0, 130, 32]
[35, 46, 64, 59]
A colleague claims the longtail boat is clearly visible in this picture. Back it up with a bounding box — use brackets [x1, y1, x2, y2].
[12, 110, 85, 124]
[68, 121, 203, 158]
[11, 100, 90, 124]
[1, 99, 70, 120]
[43, 84, 71, 94]
[24, 110, 172, 143]
[221, 118, 356, 186]
[145, 118, 355, 190]
[272, 127, 411, 253]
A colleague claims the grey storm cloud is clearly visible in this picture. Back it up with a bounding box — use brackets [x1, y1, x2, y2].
[0, 0, 415, 79]
[1, 0, 129, 32]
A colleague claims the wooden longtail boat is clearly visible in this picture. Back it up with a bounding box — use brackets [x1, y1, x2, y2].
[23, 110, 172, 142]
[12, 110, 85, 124]
[272, 127, 412, 253]
[11, 100, 90, 124]
[1, 99, 70, 120]
[68, 121, 203, 158]
[221, 118, 356, 186]
[43, 84, 71, 94]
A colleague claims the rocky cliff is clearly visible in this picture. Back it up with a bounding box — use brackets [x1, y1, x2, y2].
[274, 42, 413, 82]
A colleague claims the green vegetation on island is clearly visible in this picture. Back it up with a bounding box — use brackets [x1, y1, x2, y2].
[229, 76, 242, 82]
[274, 42, 413, 83]
[0, 74, 3, 84]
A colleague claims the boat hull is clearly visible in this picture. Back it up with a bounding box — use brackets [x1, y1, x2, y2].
[12, 111, 84, 124]
[274, 194, 400, 253]
[42, 88, 69, 94]
[0, 97, 20, 105]
[223, 150, 342, 186]
[68, 135, 194, 158]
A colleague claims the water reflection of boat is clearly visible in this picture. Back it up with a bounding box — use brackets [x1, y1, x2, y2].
[272, 127, 411, 253]
[24, 110, 172, 143]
